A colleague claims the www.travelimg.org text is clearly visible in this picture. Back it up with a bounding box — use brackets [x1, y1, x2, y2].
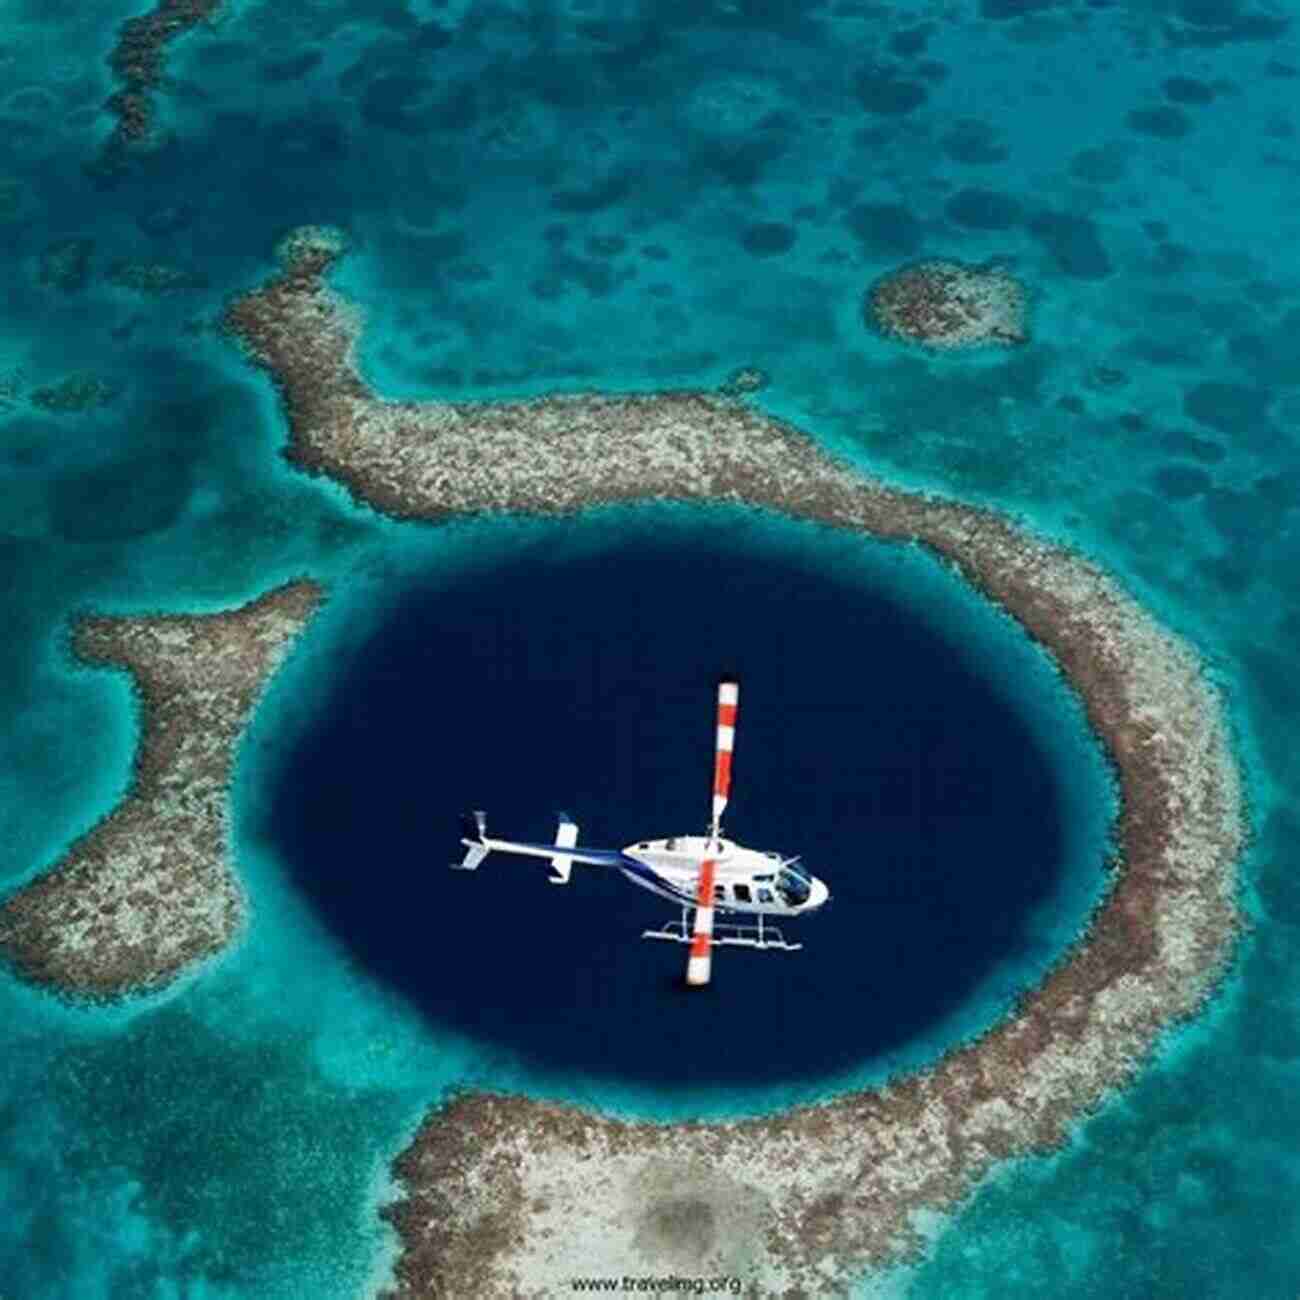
[569, 1274, 743, 1295]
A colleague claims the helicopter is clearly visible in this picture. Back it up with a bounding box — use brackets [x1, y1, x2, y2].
[452, 680, 830, 986]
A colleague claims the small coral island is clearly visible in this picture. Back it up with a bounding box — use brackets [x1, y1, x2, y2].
[867, 258, 1028, 350]
[1, 227, 1246, 1295]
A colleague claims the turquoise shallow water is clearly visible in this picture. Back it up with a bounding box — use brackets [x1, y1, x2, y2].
[0, 0, 1295, 1295]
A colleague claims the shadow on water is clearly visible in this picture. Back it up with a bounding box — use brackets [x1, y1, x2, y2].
[261, 514, 1072, 1091]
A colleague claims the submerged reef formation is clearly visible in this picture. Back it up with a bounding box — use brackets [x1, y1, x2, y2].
[39, 238, 94, 294]
[0, 582, 322, 999]
[0, 369, 23, 408]
[106, 259, 210, 295]
[30, 373, 121, 415]
[90, 0, 222, 182]
[866, 258, 1028, 350]
[720, 365, 770, 396]
[222, 230, 1244, 1295]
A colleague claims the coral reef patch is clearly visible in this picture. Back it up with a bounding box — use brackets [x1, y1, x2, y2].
[90, 0, 223, 184]
[865, 258, 1028, 350]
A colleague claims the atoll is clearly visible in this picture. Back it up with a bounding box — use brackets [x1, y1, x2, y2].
[0, 582, 323, 999]
[215, 230, 1243, 1295]
[866, 258, 1028, 350]
[0, 216, 1243, 1288]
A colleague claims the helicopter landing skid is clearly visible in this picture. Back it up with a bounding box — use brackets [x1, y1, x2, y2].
[641, 908, 802, 952]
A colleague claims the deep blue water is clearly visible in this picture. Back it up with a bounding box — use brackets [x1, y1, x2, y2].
[260, 507, 1087, 1092]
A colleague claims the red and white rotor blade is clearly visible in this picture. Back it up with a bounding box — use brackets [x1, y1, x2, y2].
[686, 858, 717, 987]
[711, 680, 738, 837]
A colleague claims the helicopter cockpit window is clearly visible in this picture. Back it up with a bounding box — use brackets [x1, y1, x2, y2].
[775, 863, 811, 907]
[757, 887, 774, 904]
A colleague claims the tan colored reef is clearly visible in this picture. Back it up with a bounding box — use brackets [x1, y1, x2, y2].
[0, 582, 322, 998]
[217, 229, 1246, 1296]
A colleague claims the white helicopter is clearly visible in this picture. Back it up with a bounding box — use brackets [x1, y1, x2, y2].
[452, 680, 830, 986]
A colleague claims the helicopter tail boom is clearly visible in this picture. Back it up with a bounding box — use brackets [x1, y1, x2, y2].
[450, 810, 587, 883]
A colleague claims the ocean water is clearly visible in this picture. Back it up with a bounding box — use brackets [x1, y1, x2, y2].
[0, 0, 1294, 1296]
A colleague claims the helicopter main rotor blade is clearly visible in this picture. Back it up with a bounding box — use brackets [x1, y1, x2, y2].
[711, 680, 738, 840]
[686, 857, 717, 987]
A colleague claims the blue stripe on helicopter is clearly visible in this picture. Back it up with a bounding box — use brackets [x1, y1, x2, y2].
[509, 840, 628, 866]
[615, 853, 697, 903]
[510, 841, 698, 904]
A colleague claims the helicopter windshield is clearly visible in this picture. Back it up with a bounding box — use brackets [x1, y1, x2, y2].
[775, 862, 811, 907]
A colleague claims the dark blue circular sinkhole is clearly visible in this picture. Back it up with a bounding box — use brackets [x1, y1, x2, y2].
[261, 508, 1093, 1092]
